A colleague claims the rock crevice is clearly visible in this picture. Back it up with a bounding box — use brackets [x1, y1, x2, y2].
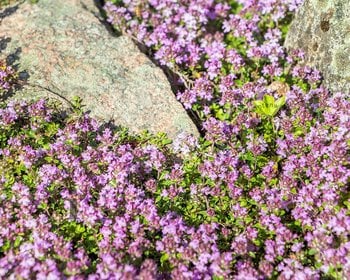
[0, 0, 199, 139]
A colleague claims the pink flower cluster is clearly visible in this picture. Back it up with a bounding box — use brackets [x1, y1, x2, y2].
[105, 0, 304, 109]
[0, 0, 349, 279]
[0, 60, 16, 93]
[103, 0, 350, 278]
[0, 87, 349, 279]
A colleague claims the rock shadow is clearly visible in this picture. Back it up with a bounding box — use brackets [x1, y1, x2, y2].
[0, 2, 19, 20]
[80, 0, 121, 37]
[127, 38, 205, 137]
[95, 0, 204, 137]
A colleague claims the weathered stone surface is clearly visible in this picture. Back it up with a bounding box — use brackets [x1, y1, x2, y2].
[0, 0, 199, 139]
[285, 0, 350, 94]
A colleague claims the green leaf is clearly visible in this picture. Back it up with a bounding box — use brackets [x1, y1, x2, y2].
[308, 248, 317, 256]
[0, 240, 11, 252]
[293, 126, 304, 137]
[275, 95, 286, 109]
[213, 276, 225, 280]
[14, 236, 23, 248]
[75, 224, 85, 234]
[254, 94, 286, 117]
[160, 253, 169, 265]
[263, 94, 275, 107]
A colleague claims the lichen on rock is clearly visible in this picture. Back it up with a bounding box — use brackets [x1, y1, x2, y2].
[285, 0, 350, 94]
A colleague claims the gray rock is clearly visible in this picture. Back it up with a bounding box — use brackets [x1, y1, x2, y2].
[0, 0, 199, 139]
[284, 0, 350, 94]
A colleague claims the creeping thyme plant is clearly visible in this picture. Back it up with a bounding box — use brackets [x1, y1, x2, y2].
[0, 60, 16, 95]
[0, 0, 349, 279]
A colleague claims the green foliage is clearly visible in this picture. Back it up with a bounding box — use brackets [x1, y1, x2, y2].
[1, 0, 347, 276]
[253, 94, 286, 117]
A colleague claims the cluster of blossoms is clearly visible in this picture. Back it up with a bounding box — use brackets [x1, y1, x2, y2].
[0, 0, 349, 279]
[105, 0, 304, 109]
[0, 60, 16, 94]
[0, 91, 348, 279]
[104, 0, 349, 278]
